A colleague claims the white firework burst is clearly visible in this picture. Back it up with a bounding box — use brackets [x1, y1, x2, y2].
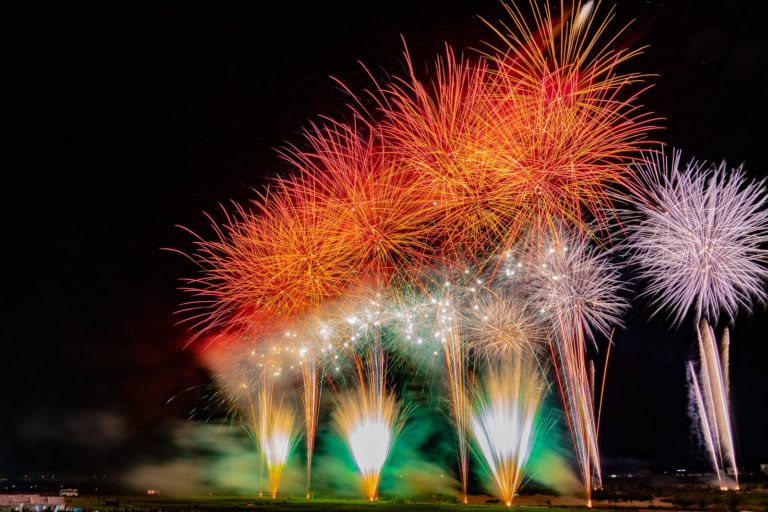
[627, 149, 768, 326]
[530, 232, 628, 341]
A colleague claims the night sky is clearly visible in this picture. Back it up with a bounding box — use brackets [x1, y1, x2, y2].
[3, 1, 767, 484]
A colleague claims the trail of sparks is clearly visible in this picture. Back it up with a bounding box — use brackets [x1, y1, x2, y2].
[530, 232, 626, 506]
[550, 312, 600, 507]
[439, 291, 470, 504]
[244, 374, 299, 497]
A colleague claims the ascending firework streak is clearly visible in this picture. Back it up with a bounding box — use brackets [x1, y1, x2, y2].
[288, 312, 342, 498]
[335, 344, 403, 501]
[468, 358, 547, 507]
[301, 359, 319, 498]
[244, 373, 300, 497]
[688, 319, 739, 490]
[550, 318, 599, 506]
[439, 289, 470, 504]
[380, 275, 473, 503]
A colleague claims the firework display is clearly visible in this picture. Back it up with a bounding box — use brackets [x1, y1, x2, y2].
[177, 0, 767, 505]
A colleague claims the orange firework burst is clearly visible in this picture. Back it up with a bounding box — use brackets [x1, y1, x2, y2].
[482, 0, 658, 247]
[180, 184, 359, 334]
[281, 118, 432, 281]
[379, 47, 522, 259]
[179, 1, 656, 334]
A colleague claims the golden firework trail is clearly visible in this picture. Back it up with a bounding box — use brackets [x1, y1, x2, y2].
[243, 373, 300, 497]
[335, 344, 404, 501]
[468, 358, 547, 506]
[441, 296, 470, 504]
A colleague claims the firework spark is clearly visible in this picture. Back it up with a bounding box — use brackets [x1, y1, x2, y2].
[627, 149, 768, 326]
[469, 358, 547, 506]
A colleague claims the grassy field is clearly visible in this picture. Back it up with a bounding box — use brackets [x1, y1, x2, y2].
[66, 488, 768, 512]
[68, 495, 586, 512]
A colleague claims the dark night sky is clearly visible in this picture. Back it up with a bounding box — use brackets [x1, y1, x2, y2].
[2, 1, 767, 482]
